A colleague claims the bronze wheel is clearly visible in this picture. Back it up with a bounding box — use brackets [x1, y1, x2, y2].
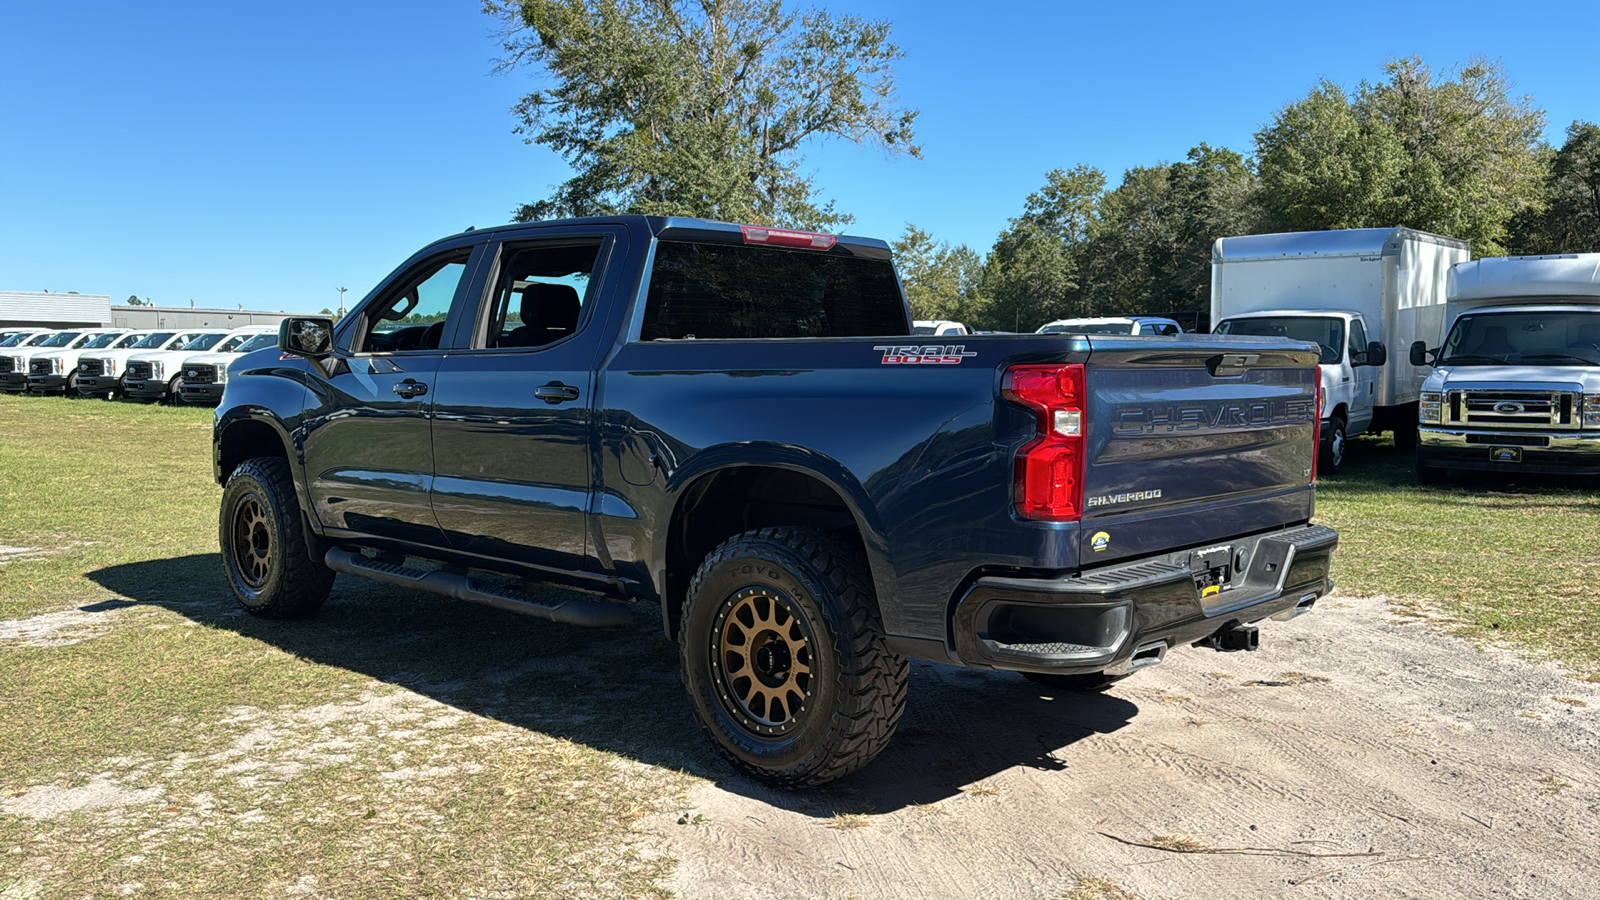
[711, 587, 816, 737]
[679, 526, 907, 787]
[232, 495, 272, 588]
[219, 456, 333, 618]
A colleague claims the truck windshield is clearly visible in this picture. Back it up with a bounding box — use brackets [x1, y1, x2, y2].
[1440, 310, 1600, 366]
[130, 332, 176, 349]
[640, 241, 907, 340]
[81, 333, 126, 350]
[179, 333, 229, 352]
[0, 333, 34, 348]
[37, 332, 83, 348]
[234, 333, 277, 353]
[1213, 316, 1344, 365]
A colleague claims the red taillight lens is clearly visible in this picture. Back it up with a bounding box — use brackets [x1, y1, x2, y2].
[1310, 378, 1321, 483]
[1003, 364, 1086, 520]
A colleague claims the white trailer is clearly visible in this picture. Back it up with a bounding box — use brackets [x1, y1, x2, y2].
[1211, 227, 1470, 472]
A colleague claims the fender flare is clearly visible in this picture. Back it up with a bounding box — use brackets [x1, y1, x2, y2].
[654, 442, 893, 622]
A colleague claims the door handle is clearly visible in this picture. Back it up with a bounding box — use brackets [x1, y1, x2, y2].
[534, 381, 581, 404]
[393, 378, 428, 398]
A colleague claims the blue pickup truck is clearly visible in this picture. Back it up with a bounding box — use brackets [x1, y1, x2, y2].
[213, 216, 1336, 786]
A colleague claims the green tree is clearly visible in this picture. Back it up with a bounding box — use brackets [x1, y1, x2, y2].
[978, 166, 1105, 331]
[1510, 121, 1600, 253]
[486, 0, 920, 229]
[891, 225, 983, 323]
[1255, 81, 1405, 232]
[1255, 58, 1546, 254]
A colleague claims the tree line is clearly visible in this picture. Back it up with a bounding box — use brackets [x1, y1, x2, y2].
[902, 58, 1600, 331]
[487, 2, 1599, 332]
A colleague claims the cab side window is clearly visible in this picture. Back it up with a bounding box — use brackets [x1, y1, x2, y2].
[1348, 319, 1368, 359]
[356, 252, 472, 354]
[477, 240, 604, 349]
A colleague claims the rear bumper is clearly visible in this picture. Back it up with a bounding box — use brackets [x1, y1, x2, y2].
[949, 523, 1338, 675]
[1419, 427, 1600, 475]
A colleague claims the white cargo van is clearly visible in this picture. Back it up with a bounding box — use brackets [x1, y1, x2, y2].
[1211, 228, 1469, 473]
[1412, 253, 1600, 481]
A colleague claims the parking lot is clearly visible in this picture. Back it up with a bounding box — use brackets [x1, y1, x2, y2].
[2, 396, 1597, 898]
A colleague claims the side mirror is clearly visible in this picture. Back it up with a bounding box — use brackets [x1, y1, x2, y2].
[1363, 341, 1387, 367]
[279, 317, 334, 358]
[1409, 341, 1432, 367]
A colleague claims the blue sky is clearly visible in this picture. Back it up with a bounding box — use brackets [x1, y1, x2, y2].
[2, 1, 1595, 314]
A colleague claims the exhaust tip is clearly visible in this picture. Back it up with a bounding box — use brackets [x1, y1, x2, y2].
[1128, 640, 1167, 669]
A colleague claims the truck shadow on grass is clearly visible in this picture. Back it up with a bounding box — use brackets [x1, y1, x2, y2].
[88, 554, 1137, 814]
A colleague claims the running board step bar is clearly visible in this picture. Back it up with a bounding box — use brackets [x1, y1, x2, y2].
[323, 548, 633, 629]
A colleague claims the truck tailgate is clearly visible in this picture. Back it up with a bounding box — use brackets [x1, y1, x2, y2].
[1077, 336, 1321, 565]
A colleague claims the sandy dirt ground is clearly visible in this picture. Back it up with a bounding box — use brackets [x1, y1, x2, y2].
[649, 593, 1600, 899]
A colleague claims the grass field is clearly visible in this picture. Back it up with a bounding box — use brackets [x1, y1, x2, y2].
[0, 396, 693, 898]
[2, 395, 1598, 897]
[1316, 435, 1600, 679]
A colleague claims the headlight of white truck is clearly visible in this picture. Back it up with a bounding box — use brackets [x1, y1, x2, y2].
[152, 361, 165, 379]
[1585, 396, 1600, 428]
[51, 358, 64, 374]
[104, 359, 117, 374]
[1420, 392, 1443, 424]
[216, 364, 228, 383]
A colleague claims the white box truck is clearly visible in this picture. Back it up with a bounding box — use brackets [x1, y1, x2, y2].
[1211, 228, 1470, 473]
[1411, 253, 1600, 482]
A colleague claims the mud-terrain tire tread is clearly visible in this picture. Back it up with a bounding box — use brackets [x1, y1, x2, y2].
[680, 526, 907, 788]
[220, 456, 334, 619]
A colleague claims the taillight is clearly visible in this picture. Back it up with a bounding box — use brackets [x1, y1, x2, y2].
[1003, 364, 1086, 520]
[1310, 378, 1321, 483]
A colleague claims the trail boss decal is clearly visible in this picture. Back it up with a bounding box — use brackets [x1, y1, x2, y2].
[873, 345, 978, 365]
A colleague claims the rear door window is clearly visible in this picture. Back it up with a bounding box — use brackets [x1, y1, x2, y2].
[639, 241, 907, 340]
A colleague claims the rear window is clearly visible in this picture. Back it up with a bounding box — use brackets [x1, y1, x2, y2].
[639, 241, 907, 340]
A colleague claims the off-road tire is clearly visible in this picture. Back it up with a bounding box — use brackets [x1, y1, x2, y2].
[679, 526, 907, 788]
[1415, 451, 1448, 485]
[1321, 415, 1347, 476]
[220, 457, 334, 619]
[1022, 671, 1133, 693]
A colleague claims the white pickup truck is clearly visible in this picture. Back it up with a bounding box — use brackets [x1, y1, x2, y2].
[78, 330, 210, 399]
[27, 329, 138, 395]
[123, 331, 232, 402]
[5, 329, 126, 394]
[1413, 253, 1600, 481]
[174, 326, 280, 404]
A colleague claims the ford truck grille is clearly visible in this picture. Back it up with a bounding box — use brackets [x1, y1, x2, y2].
[79, 359, 104, 377]
[1445, 390, 1578, 429]
[0, 358, 12, 374]
[183, 363, 218, 384]
[29, 359, 52, 376]
[127, 361, 153, 381]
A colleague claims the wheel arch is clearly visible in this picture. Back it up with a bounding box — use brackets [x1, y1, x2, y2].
[656, 448, 889, 641]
